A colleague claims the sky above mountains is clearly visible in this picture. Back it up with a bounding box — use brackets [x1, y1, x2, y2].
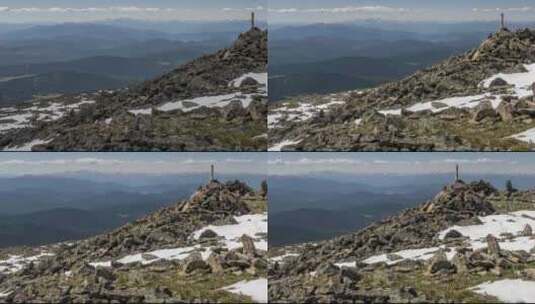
[0, 153, 267, 176]
[268, 153, 535, 176]
[0, 0, 267, 22]
[269, 0, 535, 23]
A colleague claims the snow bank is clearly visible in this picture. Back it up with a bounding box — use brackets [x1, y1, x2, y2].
[222, 278, 267, 303]
[510, 128, 535, 144]
[271, 253, 299, 262]
[362, 246, 455, 265]
[439, 210, 535, 241]
[2, 139, 52, 151]
[129, 108, 152, 115]
[230, 72, 268, 89]
[268, 139, 302, 152]
[193, 214, 268, 251]
[471, 279, 535, 303]
[482, 63, 535, 98]
[0, 252, 54, 274]
[268, 100, 344, 129]
[89, 245, 210, 268]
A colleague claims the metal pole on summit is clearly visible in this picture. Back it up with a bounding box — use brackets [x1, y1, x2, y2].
[456, 164, 460, 181]
[210, 164, 215, 181]
[251, 12, 255, 29]
[501, 13, 505, 30]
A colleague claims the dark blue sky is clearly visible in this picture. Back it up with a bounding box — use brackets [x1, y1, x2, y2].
[268, 0, 535, 23]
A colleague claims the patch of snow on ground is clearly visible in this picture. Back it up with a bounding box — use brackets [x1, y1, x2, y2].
[268, 139, 302, 152]
[222, 278, 267, 303]
[471, 236, 535, 252]
[0, 99, 96, 133]
[2, 139, 52, 151]
[193, 214, 268, 251]
[471, 279, 535, 303]
[0, 290, 12, 298]
[335, 262, 357, 268]
[483, 63, 535, 98]
[89, 245, 208, 268]
[0, 253, 54, 274]
[129, 108, 153, 115]
[268, 100, 344, 129]
[379, 109, 403, 116]
[439, 210, 535, 241]
[510, 128, 535, 144]
[271, 253, 299, 262]
[362, 247, 450, 265]
[230, 72, 268, 89]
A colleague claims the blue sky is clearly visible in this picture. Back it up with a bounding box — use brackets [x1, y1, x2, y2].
[268, 0, 535, 23]
[0, 0, 267, 22]
[0, 153, 267, 176]
[268, 153, 535, 176]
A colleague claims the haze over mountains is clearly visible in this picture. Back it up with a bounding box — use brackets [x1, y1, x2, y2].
[269, 173, 535, 246]
[269, 21, 535, 102]
[0, 19, 264, 105]
[0, 172, 265, 248]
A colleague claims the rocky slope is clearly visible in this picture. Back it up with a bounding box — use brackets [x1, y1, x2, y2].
[0, 28, 267, 151]
[0, 180, 268, 303]
[269, 180, 535, 303]
[269, 28, 535, 151]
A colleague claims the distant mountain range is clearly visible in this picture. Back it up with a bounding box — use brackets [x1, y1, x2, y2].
[0, 179, 268, 303]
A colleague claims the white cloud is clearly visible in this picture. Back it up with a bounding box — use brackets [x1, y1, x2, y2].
[0, 156, 265, 176]
[0, 6, 177, 14]
[473, 7, 534, 13]
[268, 6, 408, 14]
[223, 6, 265, 12]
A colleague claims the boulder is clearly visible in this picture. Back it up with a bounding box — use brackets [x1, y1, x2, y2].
[521, 224, 533, 237]
[444, 229, 463, 239]
[427, 250, 456, 275]
[199, 229, 218, 239]
[472, 101, 497, 122]
[486, 234, 501, 257]
[496, 101, 514, 122]
[489, 77, 509, 87]
[240, 234, 257, 257]
[240, 77, 259, 87]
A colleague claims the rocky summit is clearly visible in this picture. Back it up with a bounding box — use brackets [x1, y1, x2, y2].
[0, 180, 268, 303]
[0, 28, 268, 152]
[269, 180, 535, 303]
[269, 28, 535, 151]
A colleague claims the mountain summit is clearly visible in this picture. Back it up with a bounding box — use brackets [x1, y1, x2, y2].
[0, 28, 268, 152]
[0, 180, 268, 303]
[269, 180, 535, 303]
[269, 28, 535, 151]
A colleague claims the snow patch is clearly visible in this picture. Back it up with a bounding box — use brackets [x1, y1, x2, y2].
[268, 99, 344, 129]
[362, 246, 455, 266]
[193, 214, 267, 251]
[471, 279, 535, 303]
[89, 245, 209, 268]
[268, 139, 302, 152]
[129, 108, 153, 115]
[439, 210, 535, 241]
[482, 63, 535, 98]
[229, 72, 268, 89]
[0, 252, 54, 274]
[271, 253, 299, 262]
[222, 278, 267, 303]
[510, 128, 535, 144]
[2, 139, 52, 151]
